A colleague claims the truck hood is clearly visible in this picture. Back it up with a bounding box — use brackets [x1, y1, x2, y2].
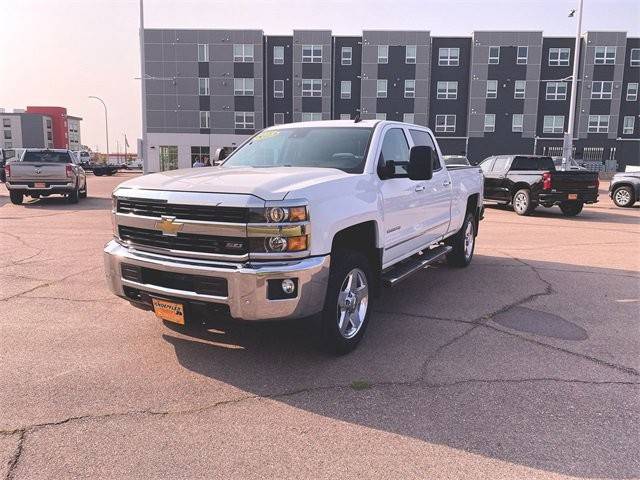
[117, 166, 351, 201]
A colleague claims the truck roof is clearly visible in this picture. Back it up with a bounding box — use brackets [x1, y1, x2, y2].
[266, 119, 432, 132]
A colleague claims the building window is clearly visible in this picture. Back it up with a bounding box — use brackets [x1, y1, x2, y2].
[234, 78, 254, 96]
[406, 45, 417, 64]
[273, 80, 285, 98]
[340, 114, 351, 120]
[514, 80, 526, 99]
[512, 114, 524, 132]
[517, 46, 528, 64]
[377, 45, 388, 64]
[627, 83, 638, 101]
[486, 80, 498, 99]
[273, 113, 285, 125]
[235, 111, 254, 129]
[404, 79, 415, 98]
[588, 115, 609, 133]
[341, 46, 352, 65]
[549, 48, 570, 66]
[375, 113, 387, 120]
[273, 46, 284, 64]
[437, 81, 458, 99]
[2, 118, 10, 128]
[488, 46, 500, 64]
[46, 119, 52, 129]
[301, 112, 322, 122]
[199, 111, 210, 128]
[198, 78, 210, 95]
[302, 79, 322, 97]
[435, 114, 456, 133]
[190, 146, 210, 166]
[594, 46, 616, 65]
[340, 81, 352, 99]
[302, 45, 322, 63]
[591, 81, 613, 99]
[546, 81, 567, 100]
[4, 130, 12, 139]
[159, 146, 178, 171]
[403, 113, 415, 124]
[233, 44, 254, 62]
[631, 49, 640, 67]
[377, 79, 387, 98]
[4, 142, 12, 148]
[543, 115, 564, 133]
[47, 131, 52, 141]
[439, 47, 460, 66]
[197, 44, 209, 62]
[623, 116, 635, 134]
[484, 114, 495, 132]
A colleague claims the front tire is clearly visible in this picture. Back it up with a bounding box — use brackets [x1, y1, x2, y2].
[9, 191, 23, 205]
[446, 212, 476, 268]
[80, 180, 88, 199]
[512, 189, 536, 216]
[612, 186, 634, 208]
[559, 201, 584, 216]
[319, 250, 372, 355]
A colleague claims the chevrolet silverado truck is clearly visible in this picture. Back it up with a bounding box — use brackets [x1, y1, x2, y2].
[104, 120, 484, 353]
[5, 149, 88, 205]
[480, 155, 599, 216]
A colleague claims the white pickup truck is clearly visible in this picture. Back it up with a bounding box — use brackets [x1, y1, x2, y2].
[104, 120, 484, 353]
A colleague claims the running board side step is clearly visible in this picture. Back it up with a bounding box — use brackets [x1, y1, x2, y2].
[381, 245, 452, 287]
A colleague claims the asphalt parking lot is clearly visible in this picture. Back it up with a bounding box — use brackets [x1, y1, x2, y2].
[0, 174, 638, 479]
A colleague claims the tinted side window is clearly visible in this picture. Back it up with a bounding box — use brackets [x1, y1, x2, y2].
[512, 156, 555, 171]
[492, 156, 510, 172]
[409, 129, 441, 170]
[480, 158, 495, 174]
[379, 128, 410, 176]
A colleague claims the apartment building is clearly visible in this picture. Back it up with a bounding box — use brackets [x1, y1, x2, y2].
[141, 28, 639, 172]
[0, 106, 82, 151]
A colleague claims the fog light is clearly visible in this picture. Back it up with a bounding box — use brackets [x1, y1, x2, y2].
[281, 279, 296, 294]
[266, 236, 287, 252]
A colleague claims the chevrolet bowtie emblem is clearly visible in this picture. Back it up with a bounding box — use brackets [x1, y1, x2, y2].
[155, 216, 183, 236]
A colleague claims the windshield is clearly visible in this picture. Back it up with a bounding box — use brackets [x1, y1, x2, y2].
[222, 127, 373, 173]
[22, 151, 72, 163]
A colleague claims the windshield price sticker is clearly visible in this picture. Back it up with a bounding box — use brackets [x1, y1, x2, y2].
[253, 130, 280, 142]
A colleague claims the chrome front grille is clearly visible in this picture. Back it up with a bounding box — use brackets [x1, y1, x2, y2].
[117, 198, 248, 223]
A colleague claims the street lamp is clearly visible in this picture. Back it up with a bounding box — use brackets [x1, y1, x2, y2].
[88, 95, 109, 164]
[562, 0, 584, 166]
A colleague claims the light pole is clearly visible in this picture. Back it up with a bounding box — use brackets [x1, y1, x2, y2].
[139, 0, 147, 173]
[89, 95, 109, 163]
[562, 0, 584, 166]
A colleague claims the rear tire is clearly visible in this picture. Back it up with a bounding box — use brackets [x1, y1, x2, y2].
[512, 189, 536, 216]
[9, 191, 23, 205]
[446, 212, 476, 268]
[93, 170, 103, 177]
[80, 180, 88, 198]
[67, 186, 80, 204]
[559, 201, 584, 216]
[319, 249, 372, 355]
[612, 186, 634, 208]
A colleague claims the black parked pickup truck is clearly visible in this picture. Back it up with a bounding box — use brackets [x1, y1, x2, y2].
[480, 155, 599, 216]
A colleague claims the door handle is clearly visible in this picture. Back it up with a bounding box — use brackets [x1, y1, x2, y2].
[442, 180, 452, 187]
[415, 185, 426, 192]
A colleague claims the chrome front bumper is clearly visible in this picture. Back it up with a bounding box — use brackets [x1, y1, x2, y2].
[103, 240, 330, 321]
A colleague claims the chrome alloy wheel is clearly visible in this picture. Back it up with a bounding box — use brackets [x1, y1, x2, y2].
[614, 188, 631, 206]
[464, 220, 475, 260]
[514, 192, 528, 213]
[336, 268, 369, 339]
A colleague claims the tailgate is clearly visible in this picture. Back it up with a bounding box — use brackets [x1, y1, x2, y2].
[551, 171, 598, 192]
[9, 162, 69, 183]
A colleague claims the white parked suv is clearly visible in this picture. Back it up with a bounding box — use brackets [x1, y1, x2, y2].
[104, 120, 484, 353]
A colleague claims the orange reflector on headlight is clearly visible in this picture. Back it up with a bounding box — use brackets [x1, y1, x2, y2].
[289, 206, 307, 222]
[287, 235, 308, 251]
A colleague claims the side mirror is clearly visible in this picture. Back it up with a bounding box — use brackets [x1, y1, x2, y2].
[408, 146, 433, 181]
[377, 160, 396, 180]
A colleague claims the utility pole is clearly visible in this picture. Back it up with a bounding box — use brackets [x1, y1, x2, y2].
[139, 0, 148, 173]
[562, 0, 584, 166]
[89, 96, 109, 164]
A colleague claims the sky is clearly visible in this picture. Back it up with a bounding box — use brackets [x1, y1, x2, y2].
[1, 0, 638, 153]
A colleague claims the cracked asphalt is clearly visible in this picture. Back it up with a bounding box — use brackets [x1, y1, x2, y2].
[0, 175, 638, 479]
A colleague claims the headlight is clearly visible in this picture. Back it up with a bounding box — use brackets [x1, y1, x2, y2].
[250, 205, 308, 223]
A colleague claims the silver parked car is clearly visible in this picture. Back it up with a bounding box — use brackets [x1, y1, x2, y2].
[4, 149, 87, 205]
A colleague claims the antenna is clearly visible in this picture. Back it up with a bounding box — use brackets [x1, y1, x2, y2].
[354, 114, 362, 123]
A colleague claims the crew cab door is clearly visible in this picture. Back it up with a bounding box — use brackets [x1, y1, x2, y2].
[377, 126, 427, 265]
[483, 156, 511, 201]
[407, 129, 452, 244]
